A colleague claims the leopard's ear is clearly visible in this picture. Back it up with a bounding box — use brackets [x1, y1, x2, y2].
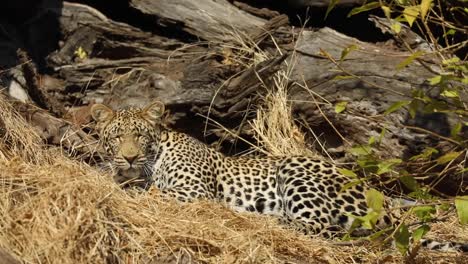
[142, 100, 165, 125]
[90, 104, 114, 123]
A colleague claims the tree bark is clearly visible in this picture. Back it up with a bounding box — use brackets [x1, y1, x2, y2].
[129, 0, 267, 42]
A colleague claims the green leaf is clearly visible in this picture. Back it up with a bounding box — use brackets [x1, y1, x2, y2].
[384, 101, 411, 115]
[357, 159, 379, 172]
[443, 29, 456, 37]
[378, 127, 386, 143]
[368, 228, 390, 241]
[439, 203, 451, 212]
[428, 75, 442, 85]
[325, 0, 340, 20]
[396, 0, 410, 5]
[348, 2, 381, 17]
[337, 168, 357, 178]
[420, 0, 433, 19]
[340, 44, 358, 62]
[332, 75, 356, 81]
[403, 6, 420, 27]
[409, 147, 438, 161]
[349, 145, 372, 156]
[368, 136, 376, 146]
[376, 158, 402, 175]
[394, 15, 407, 23]
[451, 123, 462, 138]
[391, 22, 402, 34]
[74, 46, 88, 60]
[351, 211, 381, 230]
[424, 99, 449, 112]
[436, 151, 461, 165]
[412, 224, 430, 242]
[399, 175, 419, 191]
[394, 224, 410, 255]
[442, 57, 460, 65]
[440, 89, 459, 98]
[408, 189, 433, 200]
[381, 5, 392, 18]
[335, 101, 348, 113]
[408, 100, 419, 119]
[412, 205, 436, 222]
[412, 89, 432, 103]
[397, 51, 424, 70]
[455, 196, 468, 225]
[446, 63, 467, 72]
[340, 179, 364, 192]
[366, 188, 384, 213]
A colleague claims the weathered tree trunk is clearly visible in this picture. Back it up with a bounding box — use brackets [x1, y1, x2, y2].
[130, 0, 267, 42]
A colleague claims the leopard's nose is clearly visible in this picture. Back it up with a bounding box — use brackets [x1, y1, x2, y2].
[124, 154, 138, 164]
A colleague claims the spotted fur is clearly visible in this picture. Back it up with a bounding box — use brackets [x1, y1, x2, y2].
[91, 101, 467, 252]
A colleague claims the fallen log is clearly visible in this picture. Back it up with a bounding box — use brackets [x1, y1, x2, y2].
[129, 0, 267, 42]
[7, 96, 102, 161]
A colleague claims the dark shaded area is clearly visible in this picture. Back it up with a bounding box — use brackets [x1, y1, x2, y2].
[0, 0, 63, 71]
[67, 0, 198, 42]
[407, 112, 451, 137]
[1, 0, 43, 23]
[236, 0, 391, 42]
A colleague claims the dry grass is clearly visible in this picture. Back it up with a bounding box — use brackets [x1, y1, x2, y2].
[217, 27, 316, 158]
[0, 154, 330, 263]
[250, 79, 314, 158]
[0, 95, 44, 163]
[0, 153, 466, 264]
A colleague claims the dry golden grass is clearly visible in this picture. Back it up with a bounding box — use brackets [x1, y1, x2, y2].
[0, 95, 44, 163]
[250, 78, 314, 158]
[0, 154, 466, 264]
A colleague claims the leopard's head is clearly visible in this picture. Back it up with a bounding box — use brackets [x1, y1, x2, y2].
[91, 101, 165, 173]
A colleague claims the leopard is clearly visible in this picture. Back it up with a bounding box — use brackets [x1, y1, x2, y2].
[91, 100, 468, 252]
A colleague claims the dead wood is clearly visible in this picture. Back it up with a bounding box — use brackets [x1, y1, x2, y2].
[129, 0, 267, 42]
[9, 99, 102, 161]
[210, 53, 289, 117]
[238, 0, 366, 8]
[287, 28, 459, 156]
[16, 49, 66, 115]
[43, 2, 290, 118]
[233, 1, 281, 19]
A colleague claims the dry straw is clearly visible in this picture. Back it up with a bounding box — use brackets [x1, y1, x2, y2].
[249, 51, 315, 158]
